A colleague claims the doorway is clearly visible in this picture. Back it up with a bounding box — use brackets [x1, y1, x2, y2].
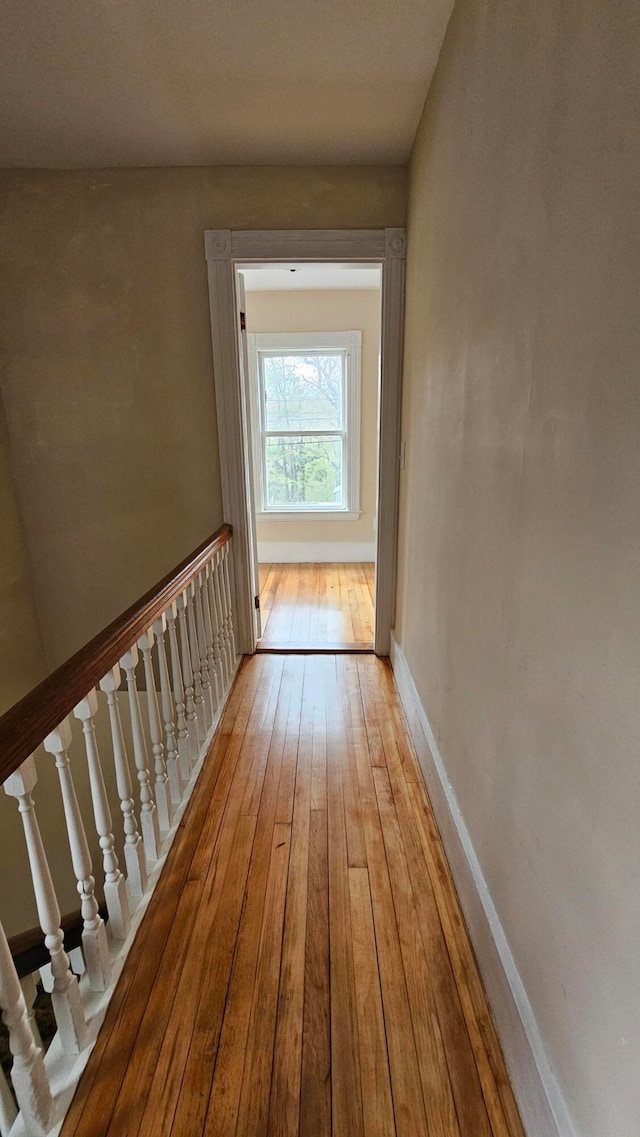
[204, 228, 406, 657]
[241, 262, 380, 651]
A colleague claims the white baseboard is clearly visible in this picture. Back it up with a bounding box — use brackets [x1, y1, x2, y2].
[257, 541, 375, 563]
[389, 632, 577, 1137]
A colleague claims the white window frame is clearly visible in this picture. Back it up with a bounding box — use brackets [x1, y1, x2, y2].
[247, 330, 362, 522]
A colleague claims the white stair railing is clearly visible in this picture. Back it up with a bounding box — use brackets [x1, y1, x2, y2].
[0, 525, 238, 1137]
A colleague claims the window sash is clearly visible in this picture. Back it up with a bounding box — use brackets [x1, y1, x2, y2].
[261, 431, 346, 510]
[258, 349, 346, 435]
[248, 332, 361, 517]
[258, 348, 347, 512]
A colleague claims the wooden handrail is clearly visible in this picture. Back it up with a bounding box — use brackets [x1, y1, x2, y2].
[0, 524, 232, 784]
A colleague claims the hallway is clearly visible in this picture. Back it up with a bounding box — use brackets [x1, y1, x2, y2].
[61, 654, 524, 1137]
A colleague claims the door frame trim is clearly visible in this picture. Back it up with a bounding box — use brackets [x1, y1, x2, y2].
[204, 227, 407, 656]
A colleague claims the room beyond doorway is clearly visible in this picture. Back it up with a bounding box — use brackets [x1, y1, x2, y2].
[257, 562, 374, 652]
[241, 260, 381, 653]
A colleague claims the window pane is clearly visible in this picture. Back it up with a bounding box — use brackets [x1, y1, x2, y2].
[262, 353, 343, 430]
[265, 435, 343, 508]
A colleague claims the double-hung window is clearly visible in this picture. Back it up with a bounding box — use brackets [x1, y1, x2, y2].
[248, 331, 362, 520]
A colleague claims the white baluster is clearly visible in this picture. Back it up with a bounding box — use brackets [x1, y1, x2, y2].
[0, 918, 52, 1137]
[20, 975, 44, 1054]
[193, 577, 213, 729]
[200, 566, 220, 713]
[0, 1063, 17, 1137]
[137, 629, 173, 831]
[205, 559, 224, 702]
[99, 665, 147, 904]
[119, 645, 161, 862]
[211, 551, 230, 689]
[222, 542, 237, 667]
[176, 592, 199, 764]
[3, 757, 88, 1052]
[152, 614, 183, 805]
[73, 692, 130, 941]
[185, 586, 206, 742]
[166, 602, 192, 781]
[44, 720, 111, 992]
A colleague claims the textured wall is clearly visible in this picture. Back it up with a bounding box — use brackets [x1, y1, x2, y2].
[0, 165, 405, 665]
[245, 288, 381, 553]
[0, 403, 45, 711]
[396, 1, 640, 1133]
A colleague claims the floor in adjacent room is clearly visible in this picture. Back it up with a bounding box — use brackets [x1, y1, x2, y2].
[258, 562, 374, 651]
[62, 653, 525, 1137]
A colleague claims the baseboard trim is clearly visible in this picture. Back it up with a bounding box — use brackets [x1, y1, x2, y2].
[389, 632, 577, 1137]
[257, 541, 375, 563]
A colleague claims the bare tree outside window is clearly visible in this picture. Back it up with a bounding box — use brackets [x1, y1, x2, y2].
[261, 352, 345, 507]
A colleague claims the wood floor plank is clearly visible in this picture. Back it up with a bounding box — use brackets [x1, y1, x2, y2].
[300, 807, 331, 1137]
[169, 813, 258, 1137]
[325, 656, 364, 1137]
[275, 656, 305, 825]
[310, 657, 328, 812]
[62, 653, 525, 1137]
[373, 765, 462, 1137]
[267, 684, 312, 1137]
[336, 657, 429, 1137]
[234, 821, 292, 1137]
[203, 657, 298, 1137]
[348, 866, 396, 1137]
[157, 662, 276, 1137]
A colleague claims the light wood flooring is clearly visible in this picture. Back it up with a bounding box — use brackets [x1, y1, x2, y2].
[258, 563, 374, 651]
[61, 654, 524, 1137]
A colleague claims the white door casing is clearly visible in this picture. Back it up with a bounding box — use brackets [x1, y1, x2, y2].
[235, 270, 262, 642]
[204, 228, 407, 656]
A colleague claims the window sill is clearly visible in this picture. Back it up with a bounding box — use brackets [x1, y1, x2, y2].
[257, 510, 361, 523]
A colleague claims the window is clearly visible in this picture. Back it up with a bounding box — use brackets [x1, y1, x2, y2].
[248, 331, 362, 519]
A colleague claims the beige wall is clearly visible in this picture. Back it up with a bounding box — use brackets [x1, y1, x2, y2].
[0, 166, 405, 666]
[396, 1, 639, 1134]
[0, 402, 45, 712]
[245, 288, 381, 555]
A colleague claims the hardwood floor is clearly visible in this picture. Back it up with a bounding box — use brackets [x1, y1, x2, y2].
[61, 655, 525, 1137]
[258, 563, 374, 650]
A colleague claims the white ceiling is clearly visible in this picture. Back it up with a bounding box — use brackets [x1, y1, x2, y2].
[242, 264, 382, 292]
[0, 0, 453, 168]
